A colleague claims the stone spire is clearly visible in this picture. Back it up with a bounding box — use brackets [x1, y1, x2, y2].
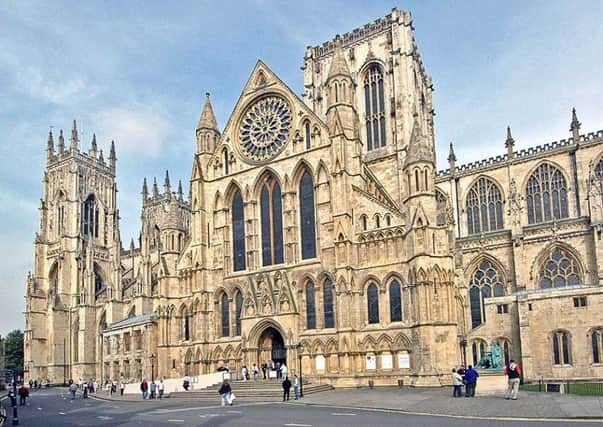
[505, 126, 515, 160]
[404, 114, 434, 168]
[153, 177, 159, 197]
[109, 140, 116, 171]
[570, 107, 581, 143]
[197, 93, 219, 132]
[130, 238, 135, 251]
[327, 35, 351, 80]
[447, 142, 456, 175]
[90, 133, 98, 158]
[47, 129, 54, 161]
[98, 149, 104, 163]
[70, 119, 79, 152]
[177, 180, 183, 201]
[58, 129, 65, 154]
[164, 170, 171, 194]
[142, 177, 148, 201]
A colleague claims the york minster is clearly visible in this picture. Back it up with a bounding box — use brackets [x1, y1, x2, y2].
[24, 8, 603, 388]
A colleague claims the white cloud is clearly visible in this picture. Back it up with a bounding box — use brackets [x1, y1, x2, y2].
[94, 105, 170, 157]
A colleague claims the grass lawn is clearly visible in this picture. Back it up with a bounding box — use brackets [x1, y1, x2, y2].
[520, 383, 603, 396]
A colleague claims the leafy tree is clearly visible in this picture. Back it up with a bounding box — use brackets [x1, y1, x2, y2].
[4, 329, 24, 373]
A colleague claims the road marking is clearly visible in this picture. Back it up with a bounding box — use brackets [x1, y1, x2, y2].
[168, 420, 184, 423]
[284, 424, 312, 427]
[331, 413, 356, 416]
[227, 410, 242, 414]
[58, 412, 66, 415]
[149, 402, 269, 414]
[97, 416, 113, 420]
[37, 407, 43, 410]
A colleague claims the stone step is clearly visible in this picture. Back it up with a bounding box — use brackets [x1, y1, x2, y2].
[170, 383, 332, 399]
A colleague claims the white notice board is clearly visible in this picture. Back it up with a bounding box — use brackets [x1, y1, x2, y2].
[398, 352, 410, 369]
[365, 355, 377, 370]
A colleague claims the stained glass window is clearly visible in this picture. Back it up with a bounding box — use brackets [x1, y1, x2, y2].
[364, 65, 386, 151]
[221, 293, 230, 337]
[538, 247, 581, 289]
[82, 194, 99, 238]
[235, 290, 243, 336]
[306, 282, 316, 329]
[300, 170, 316, 259]
[305, 121, 311, 150]
[323, 279, 335, 328]
[552, 331, 571, 365]
[466, 177, 503, 235]
[526, 163, 569, 224]
[367, 283, 380, 324]
[436, 190, 448, 226]
[389, 280, 402, 322]
[260, 175, 284, 266]
[469, 259, 505, 328]
[232, 190, 246, 271]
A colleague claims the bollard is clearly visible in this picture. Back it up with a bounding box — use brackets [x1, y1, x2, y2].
[397, 379, 404, 388]
[368, 380, 374, 389]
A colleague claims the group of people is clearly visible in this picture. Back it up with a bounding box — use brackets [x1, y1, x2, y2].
[139, 379, 165, 399]
[451, 360, 522, 400]
[260, 360, 288, 380]
[217, 373, 301, 406]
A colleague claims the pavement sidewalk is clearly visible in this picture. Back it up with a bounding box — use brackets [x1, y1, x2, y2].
[295, 386, 603, 419]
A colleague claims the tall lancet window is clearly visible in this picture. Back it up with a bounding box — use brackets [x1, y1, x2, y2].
[363, 64, 386, 151]
[231, 189, 246, 271]
[304, 121, 312, 150]
[323, 278, 335, 328]
[299, 170, 317, 259]
[260, 174, 284, 266]
[82, 194, 99, 238]
[220, 292, 230, 337]
[526, 163, 569, 224]
[466, 177, 504, 235]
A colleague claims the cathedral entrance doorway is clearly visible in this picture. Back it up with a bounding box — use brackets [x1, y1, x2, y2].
[257, 326, 286, 367]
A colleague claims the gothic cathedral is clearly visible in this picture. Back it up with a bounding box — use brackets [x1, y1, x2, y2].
[25, 8, 603, 387]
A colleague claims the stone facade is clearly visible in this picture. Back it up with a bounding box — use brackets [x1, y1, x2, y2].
[24, 8, 603, 387]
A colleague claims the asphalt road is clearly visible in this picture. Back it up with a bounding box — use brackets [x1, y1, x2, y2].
[5, 388, 603, 427]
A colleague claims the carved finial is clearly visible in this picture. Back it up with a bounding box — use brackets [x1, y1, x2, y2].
[58, 129, 65, 153]
[98, 149, 104, 163]
[153, 177, 159, 197]
[505, 126, 515, 159]
[91, 133, 98, 157]
[130, 238, 135, 250]
[47, 129, 55, 161]
[570, 107, 581, 144]
[109, 140, 116, 169]
[177, 180, 183, 200]
[70, 119, 79, 152]
[164, 170, 171, 193]
[142, 177, 148, 199]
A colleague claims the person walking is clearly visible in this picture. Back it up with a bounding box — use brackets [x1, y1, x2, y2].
[276, 362, 281, 379]
[82, 381, 89, 399]
[504, 360, 522, 400]
[252, 363, 258, 381]
[451, 368, 463, 397]
[293, 374, 300, 400]
[158, 379, 165, 399]
[150, 381, 157, 399]
[261, 362, 267, 380]
[464, 365, 479, 397]
[241, 366, 248, 381]
[69, 381, 78, 400]
[140, 379, 149, 400]
[18, 383, 29, 406]
[218, 380, 233, 406]
[120, 381, 125, 396]
[282, 376, 292, 401]
[281, 363, 288, 379]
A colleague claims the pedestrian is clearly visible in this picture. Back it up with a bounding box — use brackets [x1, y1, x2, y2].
[504, 359, 522, 400]
[29, 379, 34, 389]
[451, 368, 463, 397]
[150, 381, 157, 399]
[282, 376, 291, 401]
[464, 365, 479, 397]
[140, 379, 149, 399]
[111, 380, 116, 395]
[69, 381, 78, 400]
[241, 366, 248, 381]
[218, 380, 234, 406]
[18, 383, 29, 406]
[93, 379, 98, 394]
[120, 381, 125, 396]
[82, 381, 88, 399]
[158, 379, 165, 399]
[261, 362, 267, 380]
[183, 376, 190, 391]
[252, 363, 258, 381]
[293, 374, 300, 400]
[281, 363, 288, 378]
[276, 362, 281, 379]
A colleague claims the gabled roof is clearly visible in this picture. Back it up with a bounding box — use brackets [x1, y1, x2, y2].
[103, 312, 157, 332]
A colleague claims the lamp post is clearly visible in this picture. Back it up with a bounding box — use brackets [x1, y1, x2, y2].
[296, 343, 304, 398]
[150, 354, 155, 383]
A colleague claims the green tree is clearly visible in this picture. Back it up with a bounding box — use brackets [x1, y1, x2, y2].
[4, 329, 24, 373]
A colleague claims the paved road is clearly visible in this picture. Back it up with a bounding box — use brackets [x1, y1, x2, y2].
[6, 388, 603, 426]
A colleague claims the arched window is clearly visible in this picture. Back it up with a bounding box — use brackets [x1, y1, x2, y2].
[299, 170, 316, 259]
[94, 264, 105, 294]
[592, 329, 603, 364]
[436, 190, 448, 226]
[182, 308, 190, 341]
[367, 283, 380, 324]
[552, 330, 571, 365]
[360, 215, 368, 231]
[235, 290, 243, 336]
[220, 293, 229, 337]
[385, 215, 391, 227]
[526, 163, 569, 224]
[375, 215, 381, 229]
[389, 280, 402, 322]
[260, 174, 284, 266]
[472, 340, 487, 366]
[224, 149, 229, 175]
[323, 279, 335, 328]
[231, 190, 246, 271]
[538, 246, 581, 289]
[363, 64, 386, 151]
[304, 121, 311, 150]
[466, 177, 503, 235]
[82, 194, 99, 238]
[306, 282, 316, 329]
[591, 159, 603, 208]
[469, 259, 505, 329]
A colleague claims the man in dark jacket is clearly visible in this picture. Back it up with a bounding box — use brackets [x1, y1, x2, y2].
[464, 365, 479, 397]
[282, 376, 292, 401]
[219, 380, 233, 406]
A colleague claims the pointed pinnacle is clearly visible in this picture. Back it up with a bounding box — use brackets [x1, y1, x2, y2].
[178, 179, 183, 196]
[327, 35, 351, 79]
[164, 170, 171, 190]
[98, 149, 104, 163]
[58, 129, 65, 152]
[91, 133, 97, 150]
[70, 119, 79, 151]
[153, 177, 159, 197]
[447, 142, 456, 162]
[142, 177, 148, 196]
[505, 126, 515, 147]
[197, 92, 219, 131]
[570, 107, 581, 131]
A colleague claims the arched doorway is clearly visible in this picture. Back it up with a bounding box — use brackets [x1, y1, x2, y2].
[258, 326, 287, 367]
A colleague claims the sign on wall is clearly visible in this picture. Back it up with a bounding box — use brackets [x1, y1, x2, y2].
[365, 355, 376, 370]
[381, 353, 393, 370]
[398, 352, 410, 369]
[315, 355, 325, 371]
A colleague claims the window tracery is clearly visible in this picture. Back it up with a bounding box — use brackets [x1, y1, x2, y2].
[363, 64, 386, 151]
[469, 259, 505, 329]
[526, 163, 569, 224]
[538, 247, 581, 289]
[466, 177, 503, 235]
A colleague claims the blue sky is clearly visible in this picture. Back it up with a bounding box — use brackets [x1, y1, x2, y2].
[1, 0, 602, 335]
